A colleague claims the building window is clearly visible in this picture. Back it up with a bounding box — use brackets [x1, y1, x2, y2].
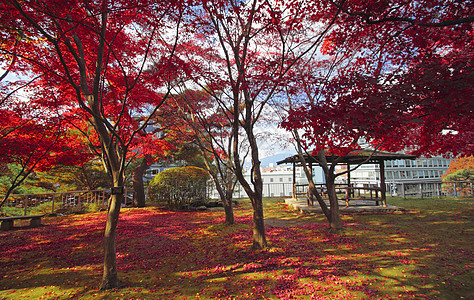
[279, 178, 283, 182]
[270, 178, 274, 182]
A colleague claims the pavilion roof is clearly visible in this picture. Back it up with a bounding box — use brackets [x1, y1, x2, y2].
[276, 149, 417, 166]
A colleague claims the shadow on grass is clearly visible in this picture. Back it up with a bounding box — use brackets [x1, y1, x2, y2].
[0, 199, 472, 299]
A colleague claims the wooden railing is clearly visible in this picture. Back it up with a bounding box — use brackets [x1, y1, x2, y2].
[387, 181, 473, 199]
[0, 189, 115, 216]
[295, 184, 386, 207]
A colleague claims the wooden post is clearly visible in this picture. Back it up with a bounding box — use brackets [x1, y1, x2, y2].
[347, 163, 352, 197]
[24, 197, 28, 216]
[124, 188, 127, 205]
[51, 194, 55, 214]
[345, 187, 349, 207]
[292, 161, 296, 200]
[379, 159, 387, 206]
[402, 183, 406, 199]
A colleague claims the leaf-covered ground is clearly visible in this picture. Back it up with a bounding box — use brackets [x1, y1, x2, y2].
[0, 198, 472, 299]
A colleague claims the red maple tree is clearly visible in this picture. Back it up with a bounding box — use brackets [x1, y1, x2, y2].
[281, 0, 473, 229]
[1, 0, 187, 289]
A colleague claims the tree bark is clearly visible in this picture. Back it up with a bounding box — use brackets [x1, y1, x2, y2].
[132, 156, 149, 207]
[250, 194, 267, 250]
[222, 189, 234, 224]
[318, 150, 343, 231]
[99, 179, 123, 290]
[308, 183, 331, 221]
[247, 134, 267, 249]
[326, 174, 343, 231]
[232, 117, 267, 249]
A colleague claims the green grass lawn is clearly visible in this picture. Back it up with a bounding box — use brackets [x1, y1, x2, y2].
[0, 197, 472, 299]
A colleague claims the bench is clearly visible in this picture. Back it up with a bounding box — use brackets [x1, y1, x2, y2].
[305, 186, 386, 207]
[0, 214, 45, 230]
[339, 187, 386, 207]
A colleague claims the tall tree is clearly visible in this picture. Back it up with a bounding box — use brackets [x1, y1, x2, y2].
[179, 0, 345, 247]
[281, 0, 473, 229]
[170, 89, 242, 225]
[1, 0, 186, 289]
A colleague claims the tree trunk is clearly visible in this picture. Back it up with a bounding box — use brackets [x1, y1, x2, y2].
[132, 156, 149, 207]
[223, 190, 234, 225]
[294, 141, 332, 223]
[247, 130, 267, 250]
[250, 195, 267, 250]
[203, 158, 235, 225]
[308, 183, 331, 221]
[326, 175, 343, 231]
[99, 187, 123, 290]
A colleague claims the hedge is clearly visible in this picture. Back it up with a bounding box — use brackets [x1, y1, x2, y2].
[148, 166, 210, 210]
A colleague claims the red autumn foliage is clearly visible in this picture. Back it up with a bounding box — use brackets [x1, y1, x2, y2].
[0, 200, 471, 299]
[1, 0, 189, 289]
[282, 0, 473, 157]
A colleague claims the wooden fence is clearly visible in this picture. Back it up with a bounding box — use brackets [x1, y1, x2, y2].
[0, 189, 115, 216]
[2, 181, 471, 216]
[386, 181, 473, 199]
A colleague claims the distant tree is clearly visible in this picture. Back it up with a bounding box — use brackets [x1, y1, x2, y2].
[127, 133, 174, 208]
[444, 156, 474, 179]
[442, 156, 474, 196]
[170, 89, 242, 225]
[0, 164, 54, 195]
[38, 159, 111, 191]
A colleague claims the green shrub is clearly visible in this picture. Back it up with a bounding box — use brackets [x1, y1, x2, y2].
[148, 166, 210, 210]
[0, 206, 24, 217]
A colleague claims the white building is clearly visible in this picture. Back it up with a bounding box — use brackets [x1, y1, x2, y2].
[208, 164, 325, 199]
[349, 156, 454, 197]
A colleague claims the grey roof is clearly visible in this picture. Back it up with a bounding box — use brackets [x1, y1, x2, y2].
[277, 149, 417, 166]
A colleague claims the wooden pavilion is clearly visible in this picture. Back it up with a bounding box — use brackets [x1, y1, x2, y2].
[277, 149, 417, 206]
